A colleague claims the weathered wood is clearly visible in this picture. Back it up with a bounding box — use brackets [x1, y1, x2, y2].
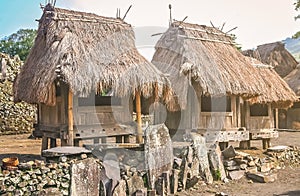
[41, 136, 49, 153]
[275, 108, 279, 129]
[262, 138, 271, 149]
[136, 90, 143, 143]
[231, 96, 237, 127]
[67, 90, 74, 146]
[237, 97, 241, 127]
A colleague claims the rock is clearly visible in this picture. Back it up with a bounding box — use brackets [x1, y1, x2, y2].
[70, 158, 101, 196]
[247, 172, 277, 183]
[144, 124, 173, 189]
[246, 167, 258, 173]
[208, 144, 226, 181]
[248, 161, 256, 167]
[127, 173, 145, 196]
[223, 160, 237, 167]
[259, 162, 272, 173]
[222, 145, 236, 159]
[228, 170, 245, 180]
[190, 133, 213, 184]
[240, 164, 248, 170]
[225, 165, 240, 171]
[112, 179, 126, 196]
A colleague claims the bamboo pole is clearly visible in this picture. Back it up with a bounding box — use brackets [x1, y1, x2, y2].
[135, 90, 143, 143]
[67, 90, 74, 146]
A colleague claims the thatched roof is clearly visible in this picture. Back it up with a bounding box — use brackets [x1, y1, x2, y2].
[243, 42, 298, 77]
[284, 64, 300, 96]
[13, 4, 173, 107]
[152, 21, 266, 109]
[246, 57, 298, 108]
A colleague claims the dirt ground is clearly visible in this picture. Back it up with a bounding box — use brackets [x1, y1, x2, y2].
[0, 131, 300, 196]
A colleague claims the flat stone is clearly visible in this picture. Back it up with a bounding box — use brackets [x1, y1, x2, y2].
[228, 170, 245, 180]
[225, 165, 240, 171]
[223, 160, 237, 167]
[222, 145, 236, 159]
[240, 164, 248, 170]
[246, 167, 258, 173]
[247, 172, 277, 183]
[42, 147, 91, 158]
[267, 145, 290, 152]
[248, 161, 256, 167]
[260, 162, 272, 173]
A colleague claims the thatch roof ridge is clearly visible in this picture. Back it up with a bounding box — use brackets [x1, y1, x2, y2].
[284, 64, 300, 96]
[152, 21, 266, 109]
[254, 41, 298, 77]
[14, 4, 174, 107]
[246, 57, 298, 108]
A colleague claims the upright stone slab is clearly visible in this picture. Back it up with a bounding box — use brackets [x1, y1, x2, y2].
[144, 124, 173, 189]
[190, 133, 213, 184]
[70, 158, 101, 196]
[208, 144, 226, 181]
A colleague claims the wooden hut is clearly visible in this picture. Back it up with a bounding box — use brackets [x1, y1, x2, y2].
[151, 21, 267, 145]
[243, 42, 298, 77]
[13, 4, 173, 151]
[244, 57, 297, 148]
[282, 65, 300, 129]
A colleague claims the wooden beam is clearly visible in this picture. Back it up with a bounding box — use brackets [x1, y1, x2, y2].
[275, 108, 279, 129]
[135, 90, 143, 143]
[268, 104, 274, 128]
[231, 96, 237, 128]
[237, 97, 241, 127]
[67, 90, 74, 146]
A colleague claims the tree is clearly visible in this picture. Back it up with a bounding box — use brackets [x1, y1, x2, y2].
[293, 1, 300, 38]
[0, 29, 37, 61]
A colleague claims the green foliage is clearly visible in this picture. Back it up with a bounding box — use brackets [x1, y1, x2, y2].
[0, 29, 37, 61]
[293, 1, 300, 38]
[213, 169, 222, 181]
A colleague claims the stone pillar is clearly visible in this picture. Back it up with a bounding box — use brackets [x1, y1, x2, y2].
[70, 158, 102, 196]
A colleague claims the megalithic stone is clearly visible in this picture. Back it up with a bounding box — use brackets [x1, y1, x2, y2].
[208, 144, 227, 181]
[190, 133, 213, 184]
[144, 124, 173, 189]
[70, 158, 101, 196]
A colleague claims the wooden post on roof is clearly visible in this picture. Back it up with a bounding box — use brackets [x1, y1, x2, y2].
[136, 90, 143, 143]
[67, 90, 74, 146]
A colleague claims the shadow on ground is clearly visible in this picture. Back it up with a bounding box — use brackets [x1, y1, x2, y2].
[0, 153, 44, 164]
[275, 190, 300, 196]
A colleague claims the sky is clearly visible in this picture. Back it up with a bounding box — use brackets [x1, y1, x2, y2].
[0, 0, 300, 50]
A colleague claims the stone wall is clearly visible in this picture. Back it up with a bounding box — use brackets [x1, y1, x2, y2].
[0, 53, 36, 135]
[0, 155, 100, 196]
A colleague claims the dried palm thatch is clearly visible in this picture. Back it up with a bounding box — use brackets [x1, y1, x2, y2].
[243, 42, 298, 77]
[152, 21, 266, 109]
[246, 57, 298, 108]
[284, 64, 300, 96]
[13, 4, 173, 108]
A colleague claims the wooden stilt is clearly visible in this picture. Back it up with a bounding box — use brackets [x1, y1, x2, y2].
[67, 90, 74, 146]
[135, 90, 143, 143]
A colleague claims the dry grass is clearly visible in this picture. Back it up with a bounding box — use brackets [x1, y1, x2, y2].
[14, 4, 174, 109]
